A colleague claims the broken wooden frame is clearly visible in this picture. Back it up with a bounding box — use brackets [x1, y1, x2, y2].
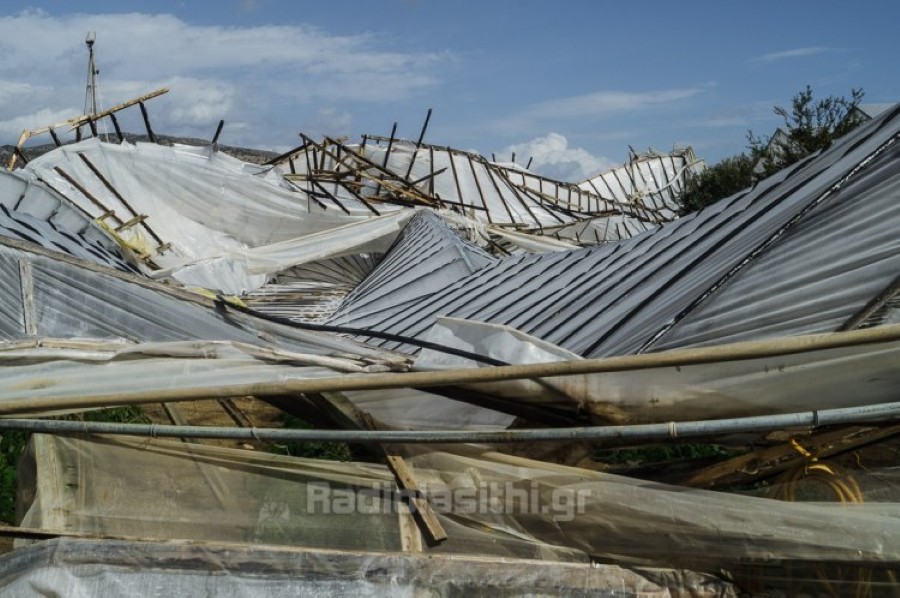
[6, 88, 169, 171]
[274, 122, 672, 243]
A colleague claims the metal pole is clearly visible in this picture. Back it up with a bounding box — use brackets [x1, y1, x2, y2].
[0, 401, 898, 444]
[1, 323, 898, 416]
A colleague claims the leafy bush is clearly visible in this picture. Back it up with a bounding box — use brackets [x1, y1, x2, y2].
[681, 153, 756, 213]
[681, 86, 865, 212]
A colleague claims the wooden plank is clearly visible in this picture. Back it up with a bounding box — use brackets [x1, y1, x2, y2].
[77, 153, 164, 246]
[18, 258, 37, 336]
[53, 166, 124, 225]
[31, 435, 69, 531]
[6, 88, 170, 170]
[114, 214, 148, 232]
[139, 101, 156, 143]
[308, 392, 448, 544]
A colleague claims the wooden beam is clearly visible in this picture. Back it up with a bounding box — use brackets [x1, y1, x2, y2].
[52, 166, 124, 225]
[139, 101, 156, 143]
[211, 120, 225, 146]
[77, 153, 164, 245]
[108, 112, 124, 143]
[308, 392, 448, 545]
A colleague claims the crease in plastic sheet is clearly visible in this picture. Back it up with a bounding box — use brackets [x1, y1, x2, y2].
[0, 538, 733, 597]
[15, 434, 900, 579]
[0, 340, 395, 417]
[415, 318, 900, 423]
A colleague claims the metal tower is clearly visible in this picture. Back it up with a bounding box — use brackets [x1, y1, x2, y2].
[84, 31, 100, 117]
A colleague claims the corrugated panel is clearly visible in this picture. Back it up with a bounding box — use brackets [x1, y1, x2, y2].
[335, 106, 900, 357]
[244, 254, 381, 322]
[0, 253, 23, 339]
[327, 211, 497, 330]
[0, 203, 134, 272]
[0, 240, 391, 360]
[0, 169, 135, 272]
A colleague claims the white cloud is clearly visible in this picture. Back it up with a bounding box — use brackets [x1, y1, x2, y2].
[751, 47, 832, 63]
[499, 132, 615, 182]
[0, 107, 80, 141]
[301, 107, 354, 138]
[494, 86, 707, 135]
[0, 10, 450, 147]
[524, 88, 704, 120]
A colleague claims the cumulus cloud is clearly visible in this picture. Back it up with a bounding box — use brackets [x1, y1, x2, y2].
[499, 133, 615, 182]
[751, 47, 832, 63]
[0, 9, 450, 147]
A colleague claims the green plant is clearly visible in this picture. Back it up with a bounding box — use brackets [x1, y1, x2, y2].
[78, 405, 151, 424]
[680, 86, 866, 213]
[268, 413, 352, 461]
[0, 430, 29, 524]
[596, 442, 742, 466]
[680, 153, 756, 212]
[749, 85, 865, 178]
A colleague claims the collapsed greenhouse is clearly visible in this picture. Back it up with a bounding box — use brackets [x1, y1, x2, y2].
[0, 89, 898, 596]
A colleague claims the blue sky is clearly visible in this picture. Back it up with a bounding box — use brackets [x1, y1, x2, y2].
[1, 1, 898, 181]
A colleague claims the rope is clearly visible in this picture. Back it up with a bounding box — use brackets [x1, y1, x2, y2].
[767, 440, 888, 598]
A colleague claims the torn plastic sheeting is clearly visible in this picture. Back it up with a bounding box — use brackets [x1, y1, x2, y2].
[338, 109, 900, 358]
[406, 447, 900, 569]
[326, 211, 497, 331]
[21, 139, 404, 265]
[343, 387, 515, 431]
[577, 148, 702, 214]
[148, 211, 414, 295]
[414, 317, 900, 423]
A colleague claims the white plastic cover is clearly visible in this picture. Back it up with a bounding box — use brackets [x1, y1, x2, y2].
[20, 139, 407, 293]
[415, 318, 900, 423]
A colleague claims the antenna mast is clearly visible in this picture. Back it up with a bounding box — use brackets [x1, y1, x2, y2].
[84, 31, 99, 118]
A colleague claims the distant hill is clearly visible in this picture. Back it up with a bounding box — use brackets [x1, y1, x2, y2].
[0, 132, 280, 170]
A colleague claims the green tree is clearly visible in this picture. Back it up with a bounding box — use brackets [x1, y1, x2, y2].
[681, 86, 865, 212]
[680, 153, 756, 213]
[748, 85, 865, 178]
